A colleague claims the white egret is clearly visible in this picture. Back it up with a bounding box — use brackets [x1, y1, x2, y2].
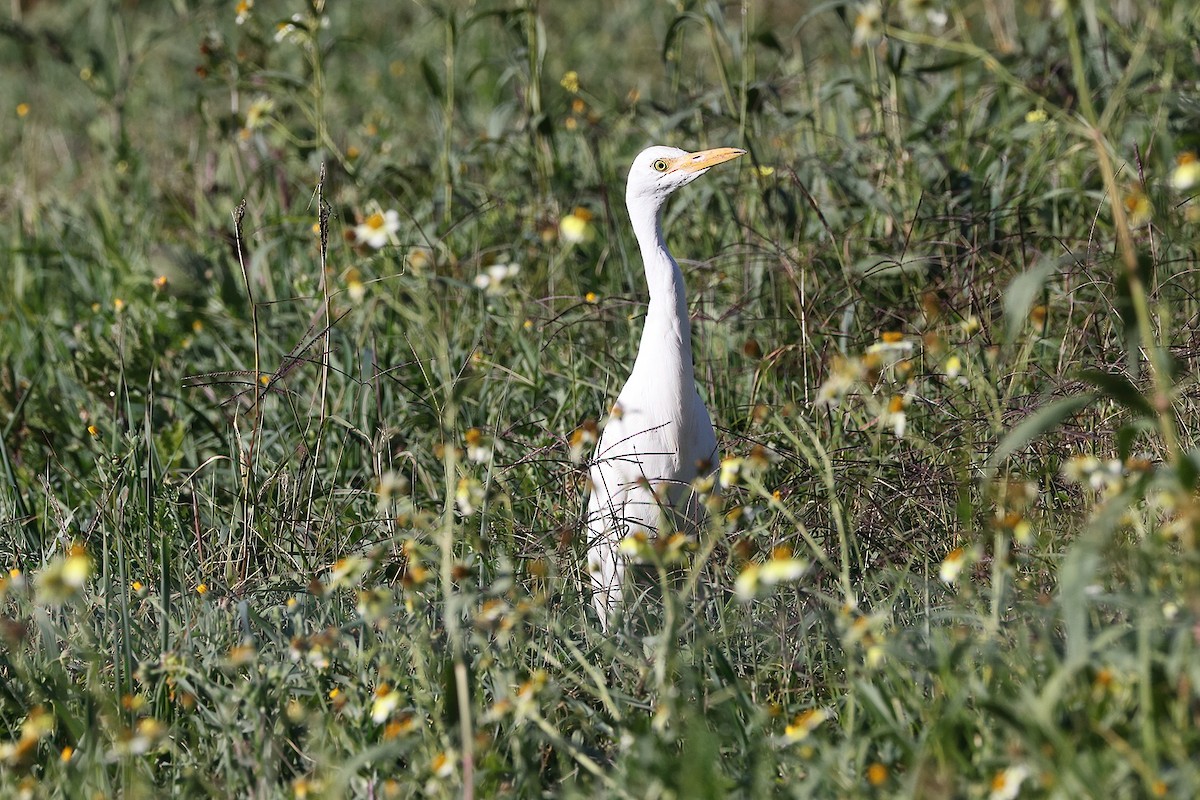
[586, 144, 746, 629]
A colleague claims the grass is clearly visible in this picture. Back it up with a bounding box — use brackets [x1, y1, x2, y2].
[2, 0, 1200, 797]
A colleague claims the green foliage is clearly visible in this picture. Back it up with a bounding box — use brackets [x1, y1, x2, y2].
[2, 0, 1200, 797]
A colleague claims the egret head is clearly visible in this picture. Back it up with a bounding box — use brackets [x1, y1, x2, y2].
[626, 145, 746, 210]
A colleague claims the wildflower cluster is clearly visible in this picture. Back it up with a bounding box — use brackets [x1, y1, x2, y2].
[473, 261, 521, 294]
[734, 547, 809, 601]
[839, 603, 889, 669]
[353, 207, 401, 249]
[617, 529, 691, 565]
[559, 207, 596, 244]
[852, 0, 948, 50]
[1061, 454, 1150, 499]
[816, 332, 918, 440]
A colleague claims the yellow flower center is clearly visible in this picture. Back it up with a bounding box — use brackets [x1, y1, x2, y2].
[365, 212, 385, 230]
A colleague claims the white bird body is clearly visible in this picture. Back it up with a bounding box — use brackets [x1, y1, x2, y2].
[587, 145, 745, 628]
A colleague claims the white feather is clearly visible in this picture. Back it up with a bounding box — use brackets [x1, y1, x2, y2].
[586, 145, 743, 628]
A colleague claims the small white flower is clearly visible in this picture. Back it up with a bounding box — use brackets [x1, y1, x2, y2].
[354, 209, 401, 249]
[371, 685, 401, 723]
[734, 564, 760, 602]
[1172, 153, 1200, 191]
[989, 764, 1030, 800]
[939, 547, 966, 585]
[783, 708, 828, 742]
[759, 557, 807, 585]
[474, 262, 521, 294]
[235, 0, 253, 25]
[852, 2, 884, 49]
[944, 355, 962, 379]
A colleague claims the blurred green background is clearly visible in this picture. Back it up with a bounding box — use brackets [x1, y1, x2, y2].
[2, 1, 1200, 797]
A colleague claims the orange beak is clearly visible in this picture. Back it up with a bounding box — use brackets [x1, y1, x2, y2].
[668, 146, 747, 174]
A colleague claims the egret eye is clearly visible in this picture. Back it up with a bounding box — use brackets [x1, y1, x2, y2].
[652, 158, 669, 172]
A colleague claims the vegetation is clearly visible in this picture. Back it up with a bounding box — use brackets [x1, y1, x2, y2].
[2, 0, 1199, 796]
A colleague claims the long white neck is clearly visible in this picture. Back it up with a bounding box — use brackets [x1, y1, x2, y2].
[626, 194, 693, 386]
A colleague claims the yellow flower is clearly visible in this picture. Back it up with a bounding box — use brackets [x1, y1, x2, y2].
[244, 96, 274, 131]
[783, 708, 828, 742]
[455, 477, 485, 516]
[235, 0, 253, 24]
[560, 71, 580, 93]
[274, 15, 306, 44]
[719, 456, 744, 488]
[353, 209, 401, 249]
[1171, 152, 1200, 191]
[734, 563, 761, 601]
[370, 684, 402, 723]
[559, 207, 595, 244]
[1123, 189, 1151, 227]
[196, 582, 208, 595]
[865, 334, 914, 360]
[736, 551, 808, 601]
[617, 532, 652, 563]
[759, 556, 807, 585]
[584, 291, 598, 304]
[16, 103, 30, 118]
[431, 750, 455, 778]
[1024, 108, 1048, 124]
[816, 355, 863, 406]
[36, 545, 93, 604]
[944, 354, 962, 379]
[226, 642, 257, 666]
[883, 394, 908, 439]
[115, 718, 166, 756]
[326, 555, 371, 591]
[463, 427, 491, 463]
[866, 762, 889, 786]
[343, 267, 367, 304]
[406, 246, 433, 271]
[113, 297, 126, 313]
[568, 419, 599, 463]
[383, 713, 417, 739]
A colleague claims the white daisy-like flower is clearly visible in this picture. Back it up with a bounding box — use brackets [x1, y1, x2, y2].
[370, 684, 401, 723]
[899, 0, 947, 29]
[354, 209, 400, 249]
[1171, 152, 1200, 191]
[852, 2, 884, 49]
[473, 262, 521, 294]
[783, 708, 828, 742]
[235, 0, 253, 25]
[939, 547, 966, 585]
[988, 764, 1030, 800]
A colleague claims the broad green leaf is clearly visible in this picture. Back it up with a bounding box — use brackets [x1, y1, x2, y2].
[1078, 368, 1154, 418]
[1002, 256, 1059, 342]
[985, 392, 1097, 475]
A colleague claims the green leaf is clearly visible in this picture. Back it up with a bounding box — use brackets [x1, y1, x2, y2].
[421, 56, 443, 101]
[1180, 449, 1200, 491]
[985, 392, 1097, 476]
[1078, 368, 1154, 418]
[1002, 256, 1058, 342]
[1115, 418, 1157, 460]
